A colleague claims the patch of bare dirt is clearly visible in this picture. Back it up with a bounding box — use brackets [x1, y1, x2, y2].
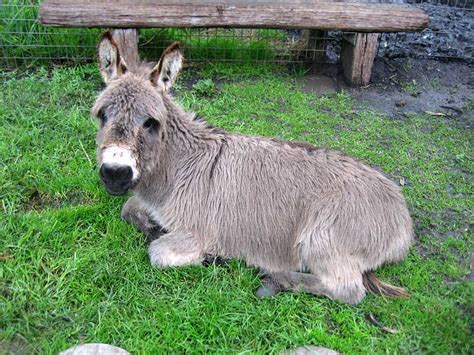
[303, 57, 474, 129]
[0, 336, 30, 355]
[22, 189, 94, 212]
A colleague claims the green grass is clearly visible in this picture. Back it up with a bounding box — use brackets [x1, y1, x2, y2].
[1, 64, 473, 354]
[1, 1, 285, 66]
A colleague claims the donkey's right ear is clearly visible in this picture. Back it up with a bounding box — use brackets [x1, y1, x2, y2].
[150, 42, 183, 91]
[98, 31, 127, 83]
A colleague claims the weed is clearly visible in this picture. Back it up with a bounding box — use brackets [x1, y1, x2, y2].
[402, 80, 422, 96]
[429, 78, 442, 89]
[192, 79, 217, 97]
[463, 99, 474, 111]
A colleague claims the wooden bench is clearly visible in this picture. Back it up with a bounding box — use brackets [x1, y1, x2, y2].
[39, 0, 428, 86]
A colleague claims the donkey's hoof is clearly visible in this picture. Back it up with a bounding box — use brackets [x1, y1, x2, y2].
[202, 254, 228, 267]
[256, 285, 280, 298]
[145, 225, 168, 245]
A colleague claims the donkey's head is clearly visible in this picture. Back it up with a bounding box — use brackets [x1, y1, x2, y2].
[92, 32, 183, 195]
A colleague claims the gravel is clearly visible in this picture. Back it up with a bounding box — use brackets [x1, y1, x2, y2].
[324, 1, 473, 64]
[378, 4, 474, 62]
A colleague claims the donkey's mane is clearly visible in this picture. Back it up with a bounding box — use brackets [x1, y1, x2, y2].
[127, 61, 155, 80]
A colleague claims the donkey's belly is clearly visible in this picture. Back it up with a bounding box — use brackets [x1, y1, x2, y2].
[215, 224, 301, 272]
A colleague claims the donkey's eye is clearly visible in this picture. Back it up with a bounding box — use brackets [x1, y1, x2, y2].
[143, 118, 159, 132]
[98, 109, 107, 125]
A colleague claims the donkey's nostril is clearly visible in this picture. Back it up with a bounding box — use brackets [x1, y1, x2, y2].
[100, 164, 133, 183]
[99, 164, 133, 195]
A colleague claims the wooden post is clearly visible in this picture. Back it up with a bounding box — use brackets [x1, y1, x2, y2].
[111, 29, 139, 68]
[341, 32, 379, 86]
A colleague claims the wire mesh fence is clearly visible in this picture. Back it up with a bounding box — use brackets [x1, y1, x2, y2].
[1, 0, 473, 68]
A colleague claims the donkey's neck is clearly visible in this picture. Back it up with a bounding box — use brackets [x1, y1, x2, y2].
[137, 96, 225, 205]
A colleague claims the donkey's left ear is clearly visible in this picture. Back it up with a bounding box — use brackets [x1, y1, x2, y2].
[98, 31, 127, 84]
[150, 42, 183, 91]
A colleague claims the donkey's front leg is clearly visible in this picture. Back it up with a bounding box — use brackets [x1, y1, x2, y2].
[121, 196, 166, 241]
[148, 232, 204, 268]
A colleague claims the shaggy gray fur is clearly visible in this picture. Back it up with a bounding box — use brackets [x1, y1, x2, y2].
[93, 33, 413, 304]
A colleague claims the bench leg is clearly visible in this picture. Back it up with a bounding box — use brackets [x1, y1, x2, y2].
[341, 33, 379, 86]
[111, 29, 139, 67]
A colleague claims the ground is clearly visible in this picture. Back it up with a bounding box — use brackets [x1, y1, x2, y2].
[302, 57, 473, 127]
[0, 60, 472, 354]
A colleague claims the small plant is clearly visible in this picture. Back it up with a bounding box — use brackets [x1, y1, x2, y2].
[402, 79, 422, 96]
[192, 78, 217, 97]
[430, 78, 442, 89]
[463, 99, 474, 111]
[401, 62, 413, 72]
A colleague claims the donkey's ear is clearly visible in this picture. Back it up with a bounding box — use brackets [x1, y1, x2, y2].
[150, 42, 183, 91]
[98, 31, 127, 83]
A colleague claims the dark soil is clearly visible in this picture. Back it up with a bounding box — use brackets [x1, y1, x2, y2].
[303, 57, 474, 128]
[324, 2, 473, 64]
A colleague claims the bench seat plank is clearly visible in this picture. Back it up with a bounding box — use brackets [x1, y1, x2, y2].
[40, 0, 428, 33]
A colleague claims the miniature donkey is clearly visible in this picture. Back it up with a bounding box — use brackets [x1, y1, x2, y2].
[93, 32, 413, 304]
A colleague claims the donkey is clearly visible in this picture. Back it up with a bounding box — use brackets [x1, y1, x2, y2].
[92, 32, 413, 305]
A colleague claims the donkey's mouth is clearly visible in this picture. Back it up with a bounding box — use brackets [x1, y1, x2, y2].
[105, 184, 131, 196]
[103, 179, 138, 196]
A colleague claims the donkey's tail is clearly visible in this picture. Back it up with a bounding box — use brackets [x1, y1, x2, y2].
[362, 271, 409, 299]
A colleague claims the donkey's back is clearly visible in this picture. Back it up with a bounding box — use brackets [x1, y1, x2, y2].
[196, 134, 413, 303]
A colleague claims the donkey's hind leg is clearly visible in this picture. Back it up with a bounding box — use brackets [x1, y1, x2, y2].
[257, 268, 366, 305]
[256, 271, 328, 298]
[121, 196, 167, 242]
[316, 264, 367, 304]
[256, 271, 325, 297]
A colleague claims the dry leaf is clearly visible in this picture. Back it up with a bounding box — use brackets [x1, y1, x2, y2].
[424, 111, 446, 116]
[366, 313, 399, 334]
[0, 250, 14, 262]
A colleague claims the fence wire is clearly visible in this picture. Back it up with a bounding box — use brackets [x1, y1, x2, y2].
[1, 0, 473, 68]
